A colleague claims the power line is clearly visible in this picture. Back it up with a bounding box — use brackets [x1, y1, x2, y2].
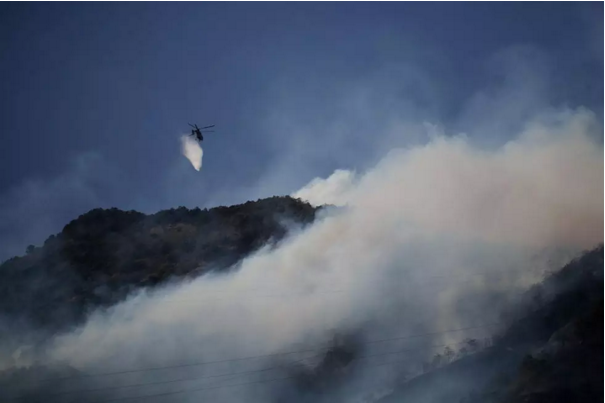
[8, 322, 498, 388]
[27, 339, 478, 399]
[93, 350, 468, 403]
[1, 269, 523, 396]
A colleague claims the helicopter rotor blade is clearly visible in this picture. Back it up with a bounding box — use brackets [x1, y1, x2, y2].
[201, 125, 215, 129]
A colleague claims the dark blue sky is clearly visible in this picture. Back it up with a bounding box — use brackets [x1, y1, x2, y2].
[0, 2, 602, 259]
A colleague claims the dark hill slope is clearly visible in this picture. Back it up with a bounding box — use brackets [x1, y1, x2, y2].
[378, 245, 603, 403]
[0, 196, 318, 335]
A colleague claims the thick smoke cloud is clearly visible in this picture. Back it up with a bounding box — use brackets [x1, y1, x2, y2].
[30, 107, 602, 402]
[181, 135, 204, 171]
[296, 108, 602, 249]
[292, 169, 358, 207]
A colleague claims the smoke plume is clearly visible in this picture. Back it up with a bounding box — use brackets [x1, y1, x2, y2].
[181, 135, 203, 171]
[13, 108, 603, 402]
[292, 169, 358, 207]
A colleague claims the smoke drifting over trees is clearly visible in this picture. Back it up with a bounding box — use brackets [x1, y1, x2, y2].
[1, 107, 601, 403]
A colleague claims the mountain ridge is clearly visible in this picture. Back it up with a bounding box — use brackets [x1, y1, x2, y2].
[0, 196, 319, 336]
[377, 245, 603, 403]
[0, 195, 601, 403]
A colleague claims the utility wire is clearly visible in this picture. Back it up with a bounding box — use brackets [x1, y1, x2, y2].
[93, 351, 472, 403]
[29, 338, 479, 399]
[6, 321, 498, 396]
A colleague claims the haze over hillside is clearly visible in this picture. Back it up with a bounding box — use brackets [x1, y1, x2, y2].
[0, 196, 318, 337]
[0, 107, 603, 403]
[0, 3, 602, 402]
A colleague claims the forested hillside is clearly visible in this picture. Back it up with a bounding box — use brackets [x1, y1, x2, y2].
[0, 196, 318, 335]
[378, 245, 603, 403]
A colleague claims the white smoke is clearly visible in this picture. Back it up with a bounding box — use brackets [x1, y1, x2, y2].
[292, 169, 358, 207]
[181, 135, 204, 171]
[38, 108, 603, 402]
[295, 109, 603, 249]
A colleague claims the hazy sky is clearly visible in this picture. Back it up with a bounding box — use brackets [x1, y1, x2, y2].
[0, 2, 602, 259]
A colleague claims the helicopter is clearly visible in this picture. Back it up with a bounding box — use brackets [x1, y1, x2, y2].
[188, 123, 215, 142]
